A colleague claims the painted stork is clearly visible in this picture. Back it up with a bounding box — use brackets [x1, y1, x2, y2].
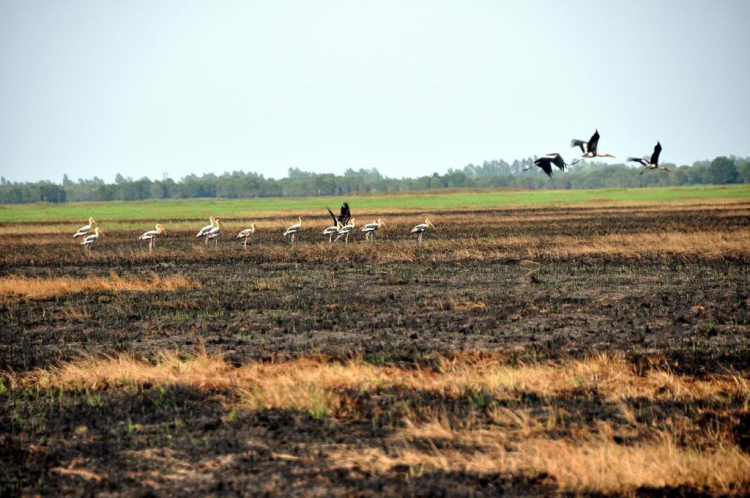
[236, 223, 257, 248]
[360, 218, 386, 242]
[334, 218, 356, 245]
[139, 224, 166, 252]
[570, 130, 615, 165]
[322, 222, 342, 244]
[73, 217, 98, 238]
[410, 218, 435, 245]
[196, 216, 217, 243]
[206, 218, 225, 245]
[80, 226, 103, 251]
[327, 202, 351, 227]
[525, 154, 568, 178]
[283, 217, 303, 245]
[628, 142, 670, 174]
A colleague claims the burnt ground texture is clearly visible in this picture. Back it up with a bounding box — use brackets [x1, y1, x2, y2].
[1, 201, 749, 495]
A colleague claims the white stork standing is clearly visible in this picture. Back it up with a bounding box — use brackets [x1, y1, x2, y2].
[322, 222, 342, 244]
[570, 130, 615, 165]
[525, 154, 568, 178]
[283, 217, 303, 245]
[628, 142, 671, 174]
[73, 217, 98, 238]
[196, 216, 217, 244]
[139, 224, 166, 252]
[334, 218, 357, 245]
[410, 218, 435, 246]
[80, 227, 103, 251]
[360, 218, 386, 242]
[206, 218, 224, 246]
[236, 223, 257, 248]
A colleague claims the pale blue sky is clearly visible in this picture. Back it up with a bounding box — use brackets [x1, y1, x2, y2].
[1, 0, 748, 183]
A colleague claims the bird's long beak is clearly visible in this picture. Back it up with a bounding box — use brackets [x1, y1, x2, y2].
[381, 220, 386, 228]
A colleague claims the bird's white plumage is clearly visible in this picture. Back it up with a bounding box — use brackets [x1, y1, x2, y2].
[80, 227, 102, 248]
[196, 217, 216, 238]
[73, 218, 97, 238]
[284, 218, 303, 237]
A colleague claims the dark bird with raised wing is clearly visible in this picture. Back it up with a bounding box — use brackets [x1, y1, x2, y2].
[327, 202, 351, 227]
[628, 142, 670, 174]
[570, 130, 615, 165]
[527, 153, 568, 178]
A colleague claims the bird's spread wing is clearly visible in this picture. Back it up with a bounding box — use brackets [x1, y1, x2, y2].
[650, 142, 662, 166]
[340, 202, 351, 224]
[549, 154, 567, 171]
[627, 157, 648, 167]
[571, 139, 586, 153]
[534, 158, 553, 177]
[326, 207, 338, 225]
[588, 130, 600, 155]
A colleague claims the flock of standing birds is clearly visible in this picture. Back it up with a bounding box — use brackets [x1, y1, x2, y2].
[73, 202, 434, 251]
[74, 130, 667, 251]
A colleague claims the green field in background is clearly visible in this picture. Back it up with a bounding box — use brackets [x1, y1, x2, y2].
[1, 185, 748, 223]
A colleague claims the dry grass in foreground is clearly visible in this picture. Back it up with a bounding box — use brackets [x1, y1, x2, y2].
[15, 351, 750, 494]
[0, 271, 197, 301]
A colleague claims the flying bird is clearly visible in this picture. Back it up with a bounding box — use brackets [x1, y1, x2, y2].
[526, 154, 568, 178]
[327, 202, 351, 227]
[80, 226, 103, 251]
[410, 218, 435, 246]
[73, 217, 98, 238]
[628, 142, 671, 174]
[139, 224, 166, 252]
[236, 223, 257, 248]
[570, 130, 615, 165]
[283, 217, 303, 244]
[334, 218, 357, 245]
[360, 219, 386, 242]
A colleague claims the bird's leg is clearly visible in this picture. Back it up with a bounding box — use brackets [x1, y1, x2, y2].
[149, 239, 153, 252]
[244, 237, 248, 248]
[345, 233, 349, 245]
[329, 233, 333, 245]
[418, 232, 423, 245]
[291, 233, 295, 245]
[204, 236, 208, 245]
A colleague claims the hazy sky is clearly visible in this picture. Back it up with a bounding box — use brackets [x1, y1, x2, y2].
[1, 0, 749, 183]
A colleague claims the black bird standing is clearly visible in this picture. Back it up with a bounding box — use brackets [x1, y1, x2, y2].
[526, 153, 568, 178]
[628, 142, 671, 174]
[327, 202, 351, 226]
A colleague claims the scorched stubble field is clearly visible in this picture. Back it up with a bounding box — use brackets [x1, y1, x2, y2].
[1, 188, 750, 495]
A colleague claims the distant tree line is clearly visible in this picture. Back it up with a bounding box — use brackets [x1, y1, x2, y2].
[1, 156, 749, 204]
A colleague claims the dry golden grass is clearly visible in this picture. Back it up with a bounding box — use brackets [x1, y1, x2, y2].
[337, 426, 750, 493]
[16, 351, 750, 493]
[0, 271, 198, 300]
